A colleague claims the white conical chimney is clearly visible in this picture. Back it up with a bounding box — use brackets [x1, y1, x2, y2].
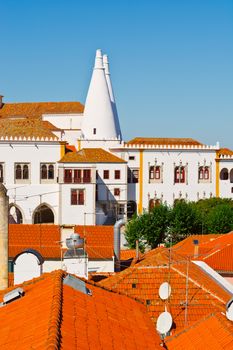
[82, 49, 118, 140]
[103, 54, 122, 140]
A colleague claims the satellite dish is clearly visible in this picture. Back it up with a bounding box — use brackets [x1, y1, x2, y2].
[226, 298, 233, 321]
[156, 311, 173, 334]
[159, 282, 171, 300]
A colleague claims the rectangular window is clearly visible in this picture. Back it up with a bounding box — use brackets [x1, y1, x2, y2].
[15, 163, 30, 183]
[128, 168, 139, 183]
[71, 189, 85, 205]
[64, 169, 72, 183]
[114, 188, 120, 196]
[83, 169, 91, 183]
[74, 169, 81, 183]
[115, 170, 121, 180]
[103, 170, 109, 179]
[174, 166, 185, 183]
[129, 156, 135, 160]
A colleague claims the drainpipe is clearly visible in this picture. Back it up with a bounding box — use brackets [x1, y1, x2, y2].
[114, 218, 126, 272]
[0, 184, 9, 290]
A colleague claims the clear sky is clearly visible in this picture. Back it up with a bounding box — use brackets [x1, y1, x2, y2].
[1, 0, 233, 148]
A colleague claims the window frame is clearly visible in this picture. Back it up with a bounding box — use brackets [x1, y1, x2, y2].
[40, 163, 56, 183]
[103, 170, 109, 180]
[15, 163, 30, 184]
[70, 188, 85, 205]
[114, 170, 121, 180]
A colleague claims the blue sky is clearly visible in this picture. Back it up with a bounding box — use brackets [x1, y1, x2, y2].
[1, 0, 233, 148]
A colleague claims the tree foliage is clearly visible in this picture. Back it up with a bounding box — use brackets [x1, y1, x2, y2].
[125, 198, 233, 249]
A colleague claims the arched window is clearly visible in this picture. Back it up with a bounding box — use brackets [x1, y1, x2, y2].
[23, 165, 29, 179]
[198, 167, 204, 180]
[48, 165, 54, 179]
[204, 167, 209, 180]
[9, 205, 23, 224]
[220, 168, 228, 180]
[16, 165, 22, 179]
[149, 199, 155, 211]
[175, 166, 185, 183]
[41, 164, 47, 179]
[149, 166, 161, 181]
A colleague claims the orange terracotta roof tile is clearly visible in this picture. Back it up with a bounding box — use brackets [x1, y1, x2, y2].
[217, 148, 233, 157]
[202, 244, 233, 273]
[0, 270, 161, 349]
[120, 249, 138, 260]
[0, 101, 84, 118]
[172, 234, 221, 258]
[75, 225, 114, 259]
[166, 312, 233, 349]
[9, 224, 61, 259]
[59, 148, 126, 163]
[99, 247, 232, 335]
[126, 137, 203, 146]
[0, 119, 59, 139]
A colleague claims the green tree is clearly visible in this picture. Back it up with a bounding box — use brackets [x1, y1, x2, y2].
[125, 204, 170, 251]
[206, 204, 233, 233]
[170, 200, 200, 242]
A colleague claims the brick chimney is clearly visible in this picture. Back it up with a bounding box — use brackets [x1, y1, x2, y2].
[0, 95, 4, 109]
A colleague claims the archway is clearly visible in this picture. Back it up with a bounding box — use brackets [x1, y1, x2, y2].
[9, 204, 23, 224]
[220, 168, 228, 180]
[127, 201, 137, 219]
[33, 204, 54, 224]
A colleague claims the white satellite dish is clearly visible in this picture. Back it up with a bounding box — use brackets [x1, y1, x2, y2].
[156, 311, 173, 334]
[226, 298, 233, 321]
[159, 282, 171, 300]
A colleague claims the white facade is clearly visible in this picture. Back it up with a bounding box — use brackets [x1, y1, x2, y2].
[0, 49, 233, 227]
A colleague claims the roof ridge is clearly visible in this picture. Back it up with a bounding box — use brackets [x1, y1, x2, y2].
[45, 270, 64, 350]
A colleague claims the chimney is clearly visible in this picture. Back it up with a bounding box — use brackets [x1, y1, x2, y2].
[0, 95, 4, 109]
[0, 184, 9, 290]
[193, 239, 199, 258]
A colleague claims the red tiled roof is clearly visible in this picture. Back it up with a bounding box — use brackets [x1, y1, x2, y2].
[0, 119, 60, 140]
[99, 247, 232, 334]
[9, 224, 61, 259]
[172, 235, 221, 258]
[0, 101, 84, 118]
[166, 312, 233, 349]
[126, 137, 203, 146]
[65, 144, 77, 153]
[0, 270, 160, 349]
[120, 249, 138, 260]
[59, 148, 126, 163]
[173, 232, 233, 273]
[75, 225, 114, 259]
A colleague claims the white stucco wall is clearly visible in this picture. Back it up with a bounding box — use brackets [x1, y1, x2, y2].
[219, 160, 233, 199]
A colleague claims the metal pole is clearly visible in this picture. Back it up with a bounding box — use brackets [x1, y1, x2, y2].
[184, 259, 189, 325]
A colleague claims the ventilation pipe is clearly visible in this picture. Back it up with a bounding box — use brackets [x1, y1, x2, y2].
[0, 184, 9, 290]
[193, 239, 199, 258]
[114, 218, 126, 272]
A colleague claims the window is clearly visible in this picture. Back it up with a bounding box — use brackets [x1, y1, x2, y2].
[149, 166, 161, 180]
[115, 170, 121, 180]
[0, 163, 4, 183]
[103, 170, 109, 179]
[114, 188, 120, 196]
[129, 156, 135, 160]
[220, 168, 229, 180]
[83, 169, 91, 183]
[71, 189, 85, 205]
[40, 164, 55, 181]
[174, 166, 185, 183]
[198, 166, 210, 182]
[15, 163, 30, 182]
[64, 169, 92, 184]
[128, 168, 139, 183]
[93, 128, 96, 135]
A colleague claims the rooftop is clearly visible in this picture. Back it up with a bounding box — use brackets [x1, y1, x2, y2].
[0, 119, 59, 140]
[0, 270, 160, 349]
[0, 101, 84, 118]
[99, 247, 232, 334]
[59, 148, 126, 163]
[126, 137, 203, 146]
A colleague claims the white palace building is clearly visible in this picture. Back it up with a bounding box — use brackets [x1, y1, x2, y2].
[0, 49, 233, 226]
